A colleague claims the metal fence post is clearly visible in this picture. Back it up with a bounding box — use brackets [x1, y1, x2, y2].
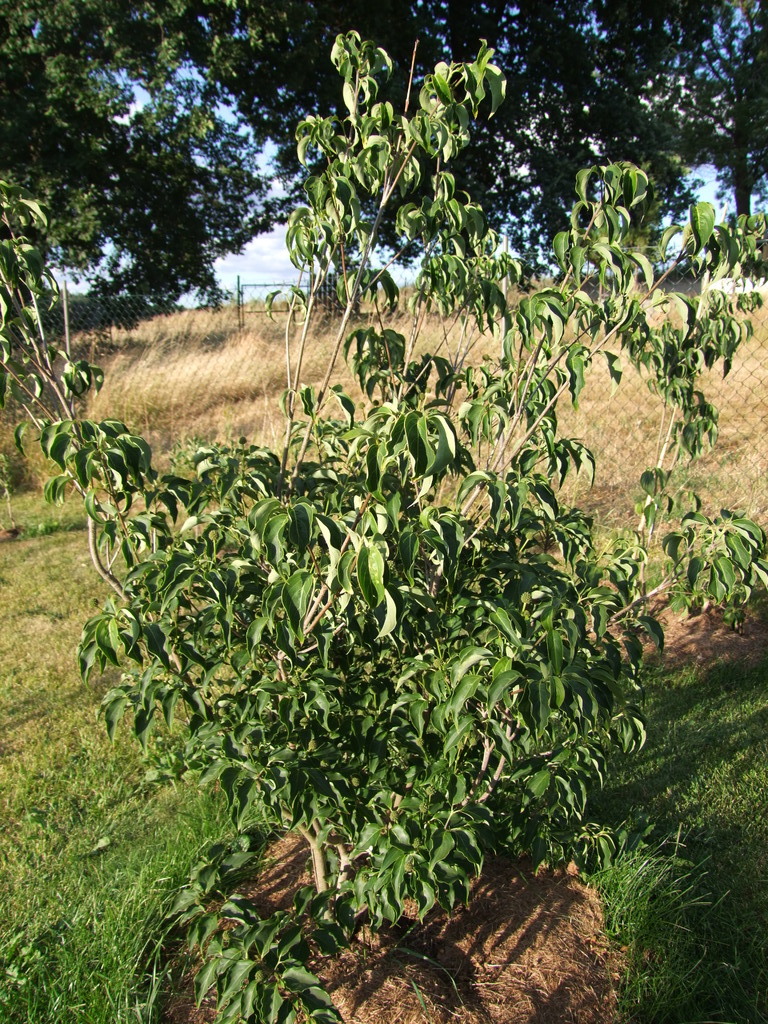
[61, 279, 71, 358]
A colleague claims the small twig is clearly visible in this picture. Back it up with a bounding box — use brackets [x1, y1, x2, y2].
[476, 754, 507, 804]
[609, 577, 674, 623]
[461, 736, 495, 806]
[476, 722, 521, 804]
[404, 40, 420, 115]
[87, 518, 128, 600]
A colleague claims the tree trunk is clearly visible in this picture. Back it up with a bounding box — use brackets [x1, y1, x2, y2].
[734, 174, 752, 217]
[732, 137, 753, 217]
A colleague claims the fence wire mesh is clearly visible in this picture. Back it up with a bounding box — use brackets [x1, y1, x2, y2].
[33, 281, 768, 526]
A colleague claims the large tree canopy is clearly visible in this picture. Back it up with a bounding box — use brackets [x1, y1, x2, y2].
[208, 0, 718, 261]
[0, 0, 282, 299]
[412, 0, 715, 257]
[673, 0, 768, 217]
[0, 0, 738, 297]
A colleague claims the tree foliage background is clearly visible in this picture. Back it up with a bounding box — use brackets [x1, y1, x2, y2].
[673, 0, 768, 217]
[0, 0, 764, 300]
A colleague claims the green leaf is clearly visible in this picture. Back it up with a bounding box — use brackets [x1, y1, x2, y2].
[487, 669, 522, 711]
[195, 956, 224, 1006]
[690, 202, 715, 251]
[575, 166, 595, 203]
[638, 615, 664, 651]
[565, 349, 586, 406]
[522, 678, 550, 736]
[375, 588, 398, 638]
[725, 532, 751, 571]
[218, 959, 253, 1008]
[553, 231, 570, 272]
[603, 351, 622, 389]
[545, 625, 563, 674]
[103, 694, 127, 741]
[659, 224, 682, 261]
[687, 555, 705, 588]
[357, 543, 386, 608]
[426, 414, 457, 477]
[282, 570, 314, 634]
[712, 554, 736, 595]
[288, 502, 315, 550]
[443, 715, 474, 756]
[450, 646, 492, 685]
[330, 384, 355, 424]
[485, 63, 506, 114]
[404, 411, 432, 477]
[630, 250, 654, 290]
[527, 769, 550, 798]
[489, 608, 520, 644]
[281, 964, 322, 993]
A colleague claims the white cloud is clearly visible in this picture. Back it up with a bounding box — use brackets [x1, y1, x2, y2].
[214, 227, 298, 296]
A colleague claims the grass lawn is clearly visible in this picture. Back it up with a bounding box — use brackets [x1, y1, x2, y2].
[593, 642, 768, 1023]
[0, 498, 234, 1023]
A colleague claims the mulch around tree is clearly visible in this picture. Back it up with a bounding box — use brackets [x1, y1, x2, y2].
[653, 602, 768, 670]
[164, 834, 618, 1024]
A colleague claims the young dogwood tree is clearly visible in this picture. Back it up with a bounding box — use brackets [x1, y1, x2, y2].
[2, 33, 767, 1024]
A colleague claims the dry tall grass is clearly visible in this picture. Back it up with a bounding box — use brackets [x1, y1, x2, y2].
[88, 307, 343, 450]
[560, 316, 768, 523]
[86, 306, 476, 452]
[3, 300, 766, 524]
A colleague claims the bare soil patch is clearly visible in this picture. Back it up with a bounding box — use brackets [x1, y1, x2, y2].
[164, 835, 617, 1024]
[654, 603, 768, 670]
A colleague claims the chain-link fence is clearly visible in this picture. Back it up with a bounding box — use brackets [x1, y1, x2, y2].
[34, 279, 768, 524]
[559, 276, 768, 524]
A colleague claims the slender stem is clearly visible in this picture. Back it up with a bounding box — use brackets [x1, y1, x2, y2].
[87, 517, 127, 599]
[302, 497, 370, 634]
[609, 576, 674, 622]
[404, 40, 419, 115]
[298, 825, 329, 893]
[461, 736, 495, 806]
[278, 269, 328, 496]
[0, 363, 51, 425]
[380, 139, 420, 209]
[476, 754, 507, 804]
[284, 289, 297, 398]
[3, 482, 16, 531]
[62, 279, 71, 359]
[365, 240, 416, 294]
[290, 209, 388, 481]
[336, 843, 354, 882]
[636, 405, 679, 544]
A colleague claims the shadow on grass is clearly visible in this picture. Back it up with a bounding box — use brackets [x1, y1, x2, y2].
[591, 651, 768, 1024]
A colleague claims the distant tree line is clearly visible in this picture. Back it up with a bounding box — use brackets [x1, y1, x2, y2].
[1, 0, 765, 301]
